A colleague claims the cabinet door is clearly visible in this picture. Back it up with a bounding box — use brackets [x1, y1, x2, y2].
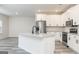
[68, 35, 79, 53]
[67, 35, 72, 47]
[73, 36, 79, 53]
[60, 18, 64, 26]
[77, 38, 79, 53]
[46, 15, 51, 26]
[35, 14, 42, 21]
[68, 35, 75, 49]
[71, 35, 77, 50]
[54, 32, 62, 41]
[50, 15, 60, 26]
[35, 14, 47, 21]
[73, 19, 77, 25]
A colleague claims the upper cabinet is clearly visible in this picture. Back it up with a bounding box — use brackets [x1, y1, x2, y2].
[49, 15, 61, 26]
[63, 5, 79, 25]
[36, 5, 79, 27]
[35, 14, 64, 26]
[35, 14, 47, 21]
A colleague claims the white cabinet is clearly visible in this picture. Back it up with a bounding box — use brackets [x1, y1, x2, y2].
[68, 34, 76, 50]
[35, 14, 51, 26]
[45, 15, 51, 26]
[50, 15, 61, 26]
[55, 32, 62, 42]
[35, 14, 47, 21]
[36, 14, 63, 26]
[73, 18, 79, 25]
[67, 34, 79, 53]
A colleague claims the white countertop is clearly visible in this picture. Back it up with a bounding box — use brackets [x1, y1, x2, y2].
[68, 33, 79, 36]
[19, 32, 56, 38]
[19, 32, 55, 54]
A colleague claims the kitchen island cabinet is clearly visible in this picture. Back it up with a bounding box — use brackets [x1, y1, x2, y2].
[18, 33, 55, 54]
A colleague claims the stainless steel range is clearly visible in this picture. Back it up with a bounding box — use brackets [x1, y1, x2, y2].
[62, 32, 69, 47]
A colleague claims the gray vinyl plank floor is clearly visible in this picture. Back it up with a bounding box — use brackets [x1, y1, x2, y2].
[0, 37, 77, 54]
[0, 37, 30, 54]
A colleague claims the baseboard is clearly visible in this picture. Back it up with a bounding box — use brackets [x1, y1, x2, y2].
[8, 37, 18, 38]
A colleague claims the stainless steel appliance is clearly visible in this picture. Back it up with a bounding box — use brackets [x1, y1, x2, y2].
[66, 20, 73, 27]
[36, 20, 46, 33]
[62, 32, 69, 47]
[62, 32, 67, 43]
[32, 26, 39, 34]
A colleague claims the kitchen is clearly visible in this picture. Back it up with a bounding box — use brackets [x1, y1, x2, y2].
[0, 4, 79, 54]
[19, 4, 79, 54]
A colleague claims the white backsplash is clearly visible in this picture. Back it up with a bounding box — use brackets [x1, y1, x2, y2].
[46, 26, 64, 32]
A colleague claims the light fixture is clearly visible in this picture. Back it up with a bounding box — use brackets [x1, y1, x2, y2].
[37, 10, 41, 12]
[55, 10, 58, 12]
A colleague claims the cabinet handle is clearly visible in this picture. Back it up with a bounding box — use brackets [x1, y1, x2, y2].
[76, 40, 78, 44]
[69, 37, 70, 40]
[74, 36, 76, 38]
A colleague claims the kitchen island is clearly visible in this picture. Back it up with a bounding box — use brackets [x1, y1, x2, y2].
[18, 33, 55, 54]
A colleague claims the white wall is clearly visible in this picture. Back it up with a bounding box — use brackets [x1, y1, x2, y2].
[0, 14, 9, 39]
[9, 16, 35, 37]
[61, 5, 79, 24]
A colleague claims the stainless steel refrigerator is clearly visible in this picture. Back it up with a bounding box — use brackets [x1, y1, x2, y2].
[36, 20, 46, 33]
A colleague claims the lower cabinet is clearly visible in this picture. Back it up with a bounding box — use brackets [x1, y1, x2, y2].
[67, 34, 79, 53]
[55, 32, 62, 42]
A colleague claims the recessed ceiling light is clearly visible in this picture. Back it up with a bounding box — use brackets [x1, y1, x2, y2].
[37, 10, 41, 12]
[16, 12, 18, 15]
[55, 10, 58, 12]
[58, 4, 63, 5]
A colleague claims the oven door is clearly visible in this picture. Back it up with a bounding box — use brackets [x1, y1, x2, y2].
[62, 32, 67, 43]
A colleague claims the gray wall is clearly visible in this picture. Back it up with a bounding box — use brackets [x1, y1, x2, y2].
[0, 14, 9, 39]
[9, 16, 35, 37]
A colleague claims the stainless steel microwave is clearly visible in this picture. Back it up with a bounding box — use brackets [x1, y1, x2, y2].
[66, 20, 73, 27]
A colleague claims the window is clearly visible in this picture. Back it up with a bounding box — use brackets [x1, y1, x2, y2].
[0, 20, 2, 33]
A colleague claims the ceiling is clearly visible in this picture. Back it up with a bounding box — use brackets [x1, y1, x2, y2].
[0, 4, 76, 17]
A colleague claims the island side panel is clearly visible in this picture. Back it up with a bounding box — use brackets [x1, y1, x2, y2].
[18, 34, 55, 54]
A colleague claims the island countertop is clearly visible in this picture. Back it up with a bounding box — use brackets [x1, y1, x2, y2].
[19, 32, 56, 38]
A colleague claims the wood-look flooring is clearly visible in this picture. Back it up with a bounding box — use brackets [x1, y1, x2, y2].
[0, 37, 77, 54]
[54, 41, 77, 54]
[0, 37, 30, 54]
